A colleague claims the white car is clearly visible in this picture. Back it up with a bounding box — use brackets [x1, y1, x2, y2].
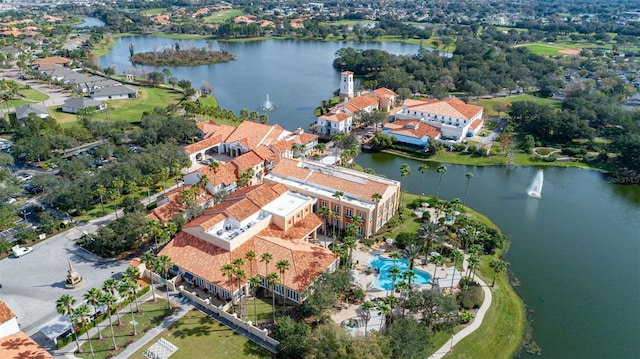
[12, 245, 33, 257]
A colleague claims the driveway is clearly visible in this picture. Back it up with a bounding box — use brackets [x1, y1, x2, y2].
[0, 223, 129, 336]
[1, 68, 72, 107]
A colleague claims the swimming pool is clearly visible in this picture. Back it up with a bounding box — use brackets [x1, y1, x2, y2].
[369, 255, 431, 291]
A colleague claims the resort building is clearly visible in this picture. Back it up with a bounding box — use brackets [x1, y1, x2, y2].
[382, 119, 441, 148]
[158, 183, 336, 304]
[391, 98, 483, 142]
[0, 302, 53, 359]
[316, 73, 397, 138]
[264, 158, 401, 238]
[184, 120, 318, 166]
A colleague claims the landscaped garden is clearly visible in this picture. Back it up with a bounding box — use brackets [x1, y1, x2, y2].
[129, 309, 272, 359]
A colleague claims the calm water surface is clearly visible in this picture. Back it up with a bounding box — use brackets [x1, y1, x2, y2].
[99, 38, 640, 358]
[357, 152, 640, 358]
[73, 16, 105, 28]
[100, 37, 419, 131]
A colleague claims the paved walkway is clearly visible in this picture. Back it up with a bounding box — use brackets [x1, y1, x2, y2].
[52, 290, 192, 359]
[428, 255, 493, 359]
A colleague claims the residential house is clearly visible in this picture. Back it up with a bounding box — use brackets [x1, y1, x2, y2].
[0, 302, 54, 359]
[391, 98, 483, 142]
[316, 110, 353, 137]
[15, 103, 48, 120]
[183, 161, 238, 200]
[232, 150, 265, 186]
[34, 56, 72, 67]
[184, 121, 236, 163]
[158, 183, 336, 305]
[61, 97, 106, 114]
[264, 158, 401, 238]
[90, 85, 138, 101]
[146, 184, 214, 223]
[222, 121, 288, 157]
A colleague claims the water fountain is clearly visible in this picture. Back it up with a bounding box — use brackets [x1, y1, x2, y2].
[259, 93, 277, 111]
[527, 170, 544, 198]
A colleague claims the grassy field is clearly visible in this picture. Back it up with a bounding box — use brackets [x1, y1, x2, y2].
[242, 297, 275, 324]
[50, 87, 183, 126]
[469, 93, 560, 117]
[129, 309, 272, 359]
[203, 9, 245, 23]
[19, 88, 50, 102]
[78, 299, 172, 359]
[141, 8, 166, 16]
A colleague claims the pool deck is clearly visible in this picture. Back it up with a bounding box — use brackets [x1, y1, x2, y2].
[330, 242, 451, 336]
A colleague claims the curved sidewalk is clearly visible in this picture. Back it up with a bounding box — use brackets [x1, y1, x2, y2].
[428, 261, 493, 358]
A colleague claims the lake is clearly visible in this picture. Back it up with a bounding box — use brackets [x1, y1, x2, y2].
[99, 37, 420, 131]
[357, 152, 640, 359]
[99, 37, 640, 358]
[73, 16, 105, 28]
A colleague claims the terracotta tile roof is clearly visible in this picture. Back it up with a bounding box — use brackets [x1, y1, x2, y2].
[0, 332, 54, 359]
[469, 118, 483, 130]
[270, 159, 392, 200]
[0, 301, 16, 324]
[253, 145, 277, 162]
[159, 229, 334, 292]
[196, 121, 236, 140]
[342, 71, 354, 75]
[34, 56, 72, 65]
[233, 150, 263, 168]
[130, 258, 142, 268]
[404, 98, 482, 120]
[384, 120, 441, 139]
[197, 162, 238, 187]
[270, 140, 291, 154]
[259, 212, 322, 240]
[225, 121, 286, 149]
[348, 95, 379, 111]
[147, 185, 212, 223]
[298, 133, 318, 144]
[318, 112, 352, 123]
[373, 87, 397, 99]
[184, 136, 221, 154]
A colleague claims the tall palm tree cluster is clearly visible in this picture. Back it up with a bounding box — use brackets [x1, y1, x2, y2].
[54, 262, 163, 356]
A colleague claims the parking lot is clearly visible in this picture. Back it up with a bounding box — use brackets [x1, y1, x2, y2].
[0, 225, 129, 336]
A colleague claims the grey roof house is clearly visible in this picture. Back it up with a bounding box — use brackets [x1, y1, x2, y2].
[90, 85, 137, 101]
[14, 104, 48, 120]
[61, 98, 106, 114]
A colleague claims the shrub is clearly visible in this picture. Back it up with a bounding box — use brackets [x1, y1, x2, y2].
[395, 232, 415, 249]
[459, 310, 474, 324]
[459, 281, 484, 310]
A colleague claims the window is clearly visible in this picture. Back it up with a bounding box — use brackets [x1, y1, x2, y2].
[345, 208, 352, 218]
[321, 201, 327, 208]
[358, 226, 364, 236]
[358, 213, 365, 221]
[333, 205, 340, 214]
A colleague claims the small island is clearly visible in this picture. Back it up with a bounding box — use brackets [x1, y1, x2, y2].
[130, 47, 236, 66]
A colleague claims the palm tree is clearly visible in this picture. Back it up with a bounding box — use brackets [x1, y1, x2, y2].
[467, 254, 480, 281]
[332, 191, 344, 232]
[123, 266, 141, 312]
[221, 264, 235, 309]
[276, 259, 290, 310]
[118, 279, 137, 336]
[146, 220, 162, 252]
[94, 184, 107, 214]
[399, 163, 412, 205]
[141, 175, 154, 199]
[83, 288, 104, 340]
[342, 236, 357, 267]
[74, 304, 95, 359]
[403, 244, 421, 271]
[56, 295, 81, 353]
[418, 163, 429, 199]
[418, 222, 440, 261]
[389, 251, 401, 267]
[388, 265, 402, 295]
[431, 254, 444, 284]
[375, 300, 391, 331]
[450, 249, 463, 289]
[101, 292, 118, 350]
[245, 251, 257, 277]
[436, 165, 447, 199]
[489, 258, 507, 287]
[266, 272, 279, 323]
[156, 255, 173, 309]
[463, 172, 474, 205]
[102, 278, 122, 326]
[360, 300, 375, 337]
[260, 252, 272, 277]
[141, 252, 157, 301]
[318, 206, 332, 236]
[234, 268, 248, 315]
[249, 275, 262, 324]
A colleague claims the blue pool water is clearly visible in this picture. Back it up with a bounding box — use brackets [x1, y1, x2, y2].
[369, 255, 431, 290]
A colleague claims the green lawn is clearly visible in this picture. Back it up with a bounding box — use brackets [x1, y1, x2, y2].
[197, 94, 218, 107]
[242, 297, 275, 324]
[77, 299, 172, 359]
[516, 43, 580, 56]
[49, 88, 183, 126]
[141, 8, 166, 16]
[203, 9, 245, 23]
[19, 88, 49, 102]
[129, 309, 272, 359]
[470, 94, 560, 117]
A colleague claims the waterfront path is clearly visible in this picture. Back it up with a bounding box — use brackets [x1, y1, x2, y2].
[428, 256, 493, 359]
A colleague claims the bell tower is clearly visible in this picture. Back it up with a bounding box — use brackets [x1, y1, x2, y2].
[339, 71, 354, 101]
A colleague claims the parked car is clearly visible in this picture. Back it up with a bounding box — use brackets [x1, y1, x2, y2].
[201, 158, 211, 165]
[12, 245, 33, 257]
